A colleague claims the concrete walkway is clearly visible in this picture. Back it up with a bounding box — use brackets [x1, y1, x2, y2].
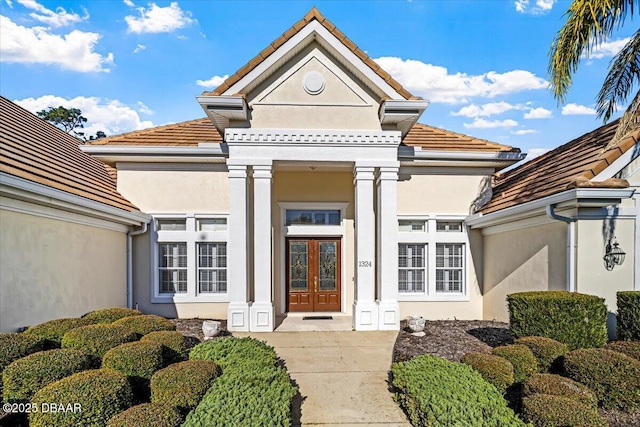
[234, 331, 410, 427]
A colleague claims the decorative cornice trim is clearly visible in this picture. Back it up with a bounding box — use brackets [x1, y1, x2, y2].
[225, 128, 402, 146]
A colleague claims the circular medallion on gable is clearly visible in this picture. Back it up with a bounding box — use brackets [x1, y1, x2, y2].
[303, 71, 325, 95]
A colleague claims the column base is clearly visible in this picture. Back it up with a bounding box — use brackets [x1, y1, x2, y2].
[353, 300, 379, 331]
[377, 300, 400, 330]
[250, 302, 274, 332]
[227, 302, 251, 332]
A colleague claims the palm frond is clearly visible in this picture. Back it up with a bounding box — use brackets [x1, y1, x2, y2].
[610, 89, 640, 146]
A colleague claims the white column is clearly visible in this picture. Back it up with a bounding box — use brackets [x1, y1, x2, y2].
[227, 163, 250, 331]
[377, 165, 400, 330]
[353, 164, 378, 330]
[250, 162, 275, 332]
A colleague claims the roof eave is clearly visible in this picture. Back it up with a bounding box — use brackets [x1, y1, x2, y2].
[196, 95, 249, 135]
[380, 99, 430, 137]
[399, 146, 526, 167]
[81, 145, 228, 167]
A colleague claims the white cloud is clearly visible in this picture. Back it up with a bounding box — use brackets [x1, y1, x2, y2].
[451, 101, 523, 118]
[0, 15, 113, 72]
[561, 103, 597, 115]
[123, 0, 134, 7]
[15, 95, 154, 136]
[515, 0, 556, 15]
[5, 0, 13, 8]
[374, 57, 547, 104]
[196, 74, 229, 88]
[125, 2, 194, 34]
[589, 37, 630, 59]
[523, 107, 552, 119]
[463, 118, 519, 129]
[511, 129, 537, 135]
[16, 0, 89, 28]
[136, 101, 153, 115]
[133, 43, 146, 53]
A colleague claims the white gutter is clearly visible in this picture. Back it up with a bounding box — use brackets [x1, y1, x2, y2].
[546, 204, 576, 292]
[398, 145, 526, 163]
[127, 222, 148, 309]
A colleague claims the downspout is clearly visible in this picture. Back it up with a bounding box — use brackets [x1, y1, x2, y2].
[546, 204, 576, 292]
[127, 222, 148, 309]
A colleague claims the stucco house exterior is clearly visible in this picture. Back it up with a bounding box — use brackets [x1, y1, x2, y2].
[1, 8, 638, 333]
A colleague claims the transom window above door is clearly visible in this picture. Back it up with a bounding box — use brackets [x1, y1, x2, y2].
[286, 209, 341, 226]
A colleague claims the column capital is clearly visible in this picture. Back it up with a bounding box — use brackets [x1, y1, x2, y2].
[227, 164, 248, 178]
[353, 165, 375, 182]
[252, 164, 273, 180]
[376, 166, 399, 183]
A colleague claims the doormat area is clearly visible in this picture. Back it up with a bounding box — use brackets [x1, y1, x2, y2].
[303, 316, 333, 320]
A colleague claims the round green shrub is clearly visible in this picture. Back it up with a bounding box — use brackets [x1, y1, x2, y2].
[189, 337, 276, 372]
[604, 340, 640, 361]
[61, 324, 138, 359]
[113, 315, 176, 336]
[0, 333, 45, 401]
[141, 331, 189, 365]
[150, 360, 218, 413]
[107, 403, 183, 427]
[522, 394, 608, 427]
[514, 336, 569, 373]
[563, 348, 640, 410]
[24, 318, 93, 348]
[492, 344, 538, 383]
[390, 354, 527, 426]
[461, 352, 515, 393]
[82, 308, 143, 324]
[102, 341, 164, 383]
[523, 373, 597, 408]
[29, 368, 133, 427]
[508, 291, 608, 349]
[616, 291, 640, 341]
[2, 349, 94, 403]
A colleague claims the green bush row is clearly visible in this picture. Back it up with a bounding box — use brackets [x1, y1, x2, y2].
[24, 318, 93, 348]
[113, 315, 176, 336]
[522, 394, 607, 427]
[29, 368, 133, 427]
[507, 291, 607, 350]
[0, 333, 45, 402]
[513, 336, 568, 373]
[142, 331, 190, 365]
[2, 349, 94, 403]
[82, 308, 143, 324]
[391, 354, 528, 427]
[150, 360, 219, 414]
[107, 403, 183, 427]
[61, 324, 138, 359]
[103, 341, 164, 399]
[492, 345, 538, 383]
[617, 291, 640, 341]
[523, 373, 597, 409]
[461, 352, 514, 393]
[188, 336, 277, 372]
[604, 340, 640, 361]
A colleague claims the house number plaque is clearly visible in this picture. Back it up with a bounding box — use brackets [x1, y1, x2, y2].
[358, 261, 372, 268]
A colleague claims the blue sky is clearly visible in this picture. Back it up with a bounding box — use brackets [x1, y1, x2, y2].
[0, 0, 635, 160]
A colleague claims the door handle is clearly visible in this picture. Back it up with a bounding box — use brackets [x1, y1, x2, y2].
[314, 276, 318, 292]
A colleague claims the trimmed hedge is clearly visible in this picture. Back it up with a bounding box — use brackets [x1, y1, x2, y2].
[604, 340, 640, 361]
[514, 336, 568, 373]
[113, 315, 176, 336]
[523, 373, 597, 408]
[391, 355, 527, 426]
[107, 403, 183, 427]
[61, 324, 138, 359]
[563, 348, 640, 410]
[0, 333, 45, 402]
[508, 291, 607, 349]
[24, 318, 93, 348]
[2, 349, 94, 403]
[29, 368, 133, 427]
[492, 345, 538, 383]
[183, 337, 297, 427]
[150, 360, 219, 413]
[522, 394, 608, 427]
[461, 352, 515, 393]
[102, 341, 164, 395]
[617, 291, 640, 341]
[82, 308, 143, 324]
[141, 331, 190, 365]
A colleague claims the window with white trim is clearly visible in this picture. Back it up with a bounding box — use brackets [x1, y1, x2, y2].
[154, 215, 228, 302]
[398, 216, 468, 300]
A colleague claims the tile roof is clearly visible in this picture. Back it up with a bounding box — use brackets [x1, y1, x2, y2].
[481, 119, 639, 214]
[0, 96, 137, 212]
[204, 7, 419, 100]
[404, 123, 519, 152]
[93, 117, 516, 153]
[88, 118, 222, 146]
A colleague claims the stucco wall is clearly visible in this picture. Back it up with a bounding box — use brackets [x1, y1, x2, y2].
[397, 174, 485, 214]
[116, 168, 229, 214]
[483, 221, 567, 321]
[0, 208, 127, 332]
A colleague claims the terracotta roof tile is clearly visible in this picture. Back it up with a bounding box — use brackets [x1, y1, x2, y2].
[481, 120, 639, 214]
[0, 96, 136, 212]
[403, 123, 519, 152]
[89, 118, 222, 146]
[203, 7, 416, 100]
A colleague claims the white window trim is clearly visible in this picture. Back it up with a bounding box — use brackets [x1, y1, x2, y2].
[151, 213, 230, 303]
[397, 215, 470, 302]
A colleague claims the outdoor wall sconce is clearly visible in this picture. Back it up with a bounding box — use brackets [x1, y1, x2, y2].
[603, 237, 626, 271]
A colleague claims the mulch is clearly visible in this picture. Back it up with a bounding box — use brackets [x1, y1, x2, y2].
[170, 318, 230, 343]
